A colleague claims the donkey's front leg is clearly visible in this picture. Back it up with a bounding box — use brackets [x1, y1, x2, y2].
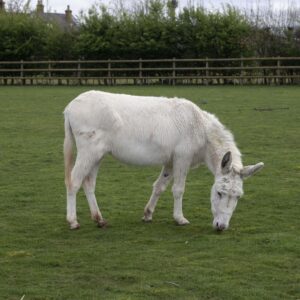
[143, 166, 173, 222]
[172, 164, 190, 225]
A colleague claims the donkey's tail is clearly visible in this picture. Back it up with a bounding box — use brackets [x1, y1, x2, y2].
[64, 114, 73, 189]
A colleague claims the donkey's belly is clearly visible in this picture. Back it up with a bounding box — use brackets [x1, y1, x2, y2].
[111, 138, 170, 166]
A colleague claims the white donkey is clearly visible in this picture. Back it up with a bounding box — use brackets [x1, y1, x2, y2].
[64, 91, 264, 231]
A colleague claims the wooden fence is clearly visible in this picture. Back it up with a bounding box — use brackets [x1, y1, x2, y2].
[0, 57, 300, 85]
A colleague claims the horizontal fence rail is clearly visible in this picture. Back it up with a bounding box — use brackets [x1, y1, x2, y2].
[0, 57, 300, 85]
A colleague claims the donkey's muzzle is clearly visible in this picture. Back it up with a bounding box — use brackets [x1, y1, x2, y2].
[213, 221, 228, 231]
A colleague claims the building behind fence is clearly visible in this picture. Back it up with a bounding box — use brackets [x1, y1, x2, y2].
[0, 57, 300, 86]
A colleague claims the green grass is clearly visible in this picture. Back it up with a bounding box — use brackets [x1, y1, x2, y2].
[0, 86, 299, 300]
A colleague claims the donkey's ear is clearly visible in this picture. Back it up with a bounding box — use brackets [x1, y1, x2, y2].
[221, 151, 232, 174]
[241, 162, 264, 179]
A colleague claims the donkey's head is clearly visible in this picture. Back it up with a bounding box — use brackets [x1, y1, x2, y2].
[210, 151, 264, 231]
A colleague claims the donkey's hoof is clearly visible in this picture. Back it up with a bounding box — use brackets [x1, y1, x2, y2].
[175, 217, 190, 226]
[97, 219, 108, 228]
[142, 215, 152, 222]
[70, 222, 80, 230]
[143, 208, 153, 222]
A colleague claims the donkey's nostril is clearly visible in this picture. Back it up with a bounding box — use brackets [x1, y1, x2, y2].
[213, 220, 227, 231]
[216, 222, 226, 231]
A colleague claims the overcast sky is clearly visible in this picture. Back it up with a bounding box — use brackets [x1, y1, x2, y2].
[37, 0, 297, 16]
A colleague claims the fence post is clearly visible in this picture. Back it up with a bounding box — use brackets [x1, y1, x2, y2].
[139, 58, 143, 85]
[205, 57, 209, 85]
[20, 60, 24, 85]
[77, 59, 81, 85]
[172, 57, 176, 86]
[107, 59, 111, 86]
[276, 58, 281, 85]
[240, 56, 244, 85]
[48, 60, 51, 85]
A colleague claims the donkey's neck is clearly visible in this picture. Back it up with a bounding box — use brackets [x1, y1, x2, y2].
[204, 113, 243, 176]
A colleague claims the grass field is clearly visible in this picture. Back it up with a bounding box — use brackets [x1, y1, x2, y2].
[0, 86, 299, 300]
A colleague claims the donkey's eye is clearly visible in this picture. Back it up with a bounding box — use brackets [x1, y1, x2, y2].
[217, 192, 222, 198]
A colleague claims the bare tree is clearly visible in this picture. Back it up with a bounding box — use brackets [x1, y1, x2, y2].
[6, 0, 31, 13]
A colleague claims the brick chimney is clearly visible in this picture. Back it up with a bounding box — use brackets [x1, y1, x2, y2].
[0, 0, 5, 12]
[36, 0, 44, 15]
[65, 5, 72, 24]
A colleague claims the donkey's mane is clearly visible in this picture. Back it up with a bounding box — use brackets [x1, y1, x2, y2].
[203, 110, 243, 174]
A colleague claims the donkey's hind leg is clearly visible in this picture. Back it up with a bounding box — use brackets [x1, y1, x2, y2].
[67, 147, 105, 229]
[67, 154, 95, 229]
[143, 165, 173, 222]
[83, 161, 107, 228]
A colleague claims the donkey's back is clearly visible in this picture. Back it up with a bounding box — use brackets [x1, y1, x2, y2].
[64, 90, 205, 166]
[65, 90, 201, 132]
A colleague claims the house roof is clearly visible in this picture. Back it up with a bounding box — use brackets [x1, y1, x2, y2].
[34, 1, 77, 30]
[38, 12, 77, 30]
